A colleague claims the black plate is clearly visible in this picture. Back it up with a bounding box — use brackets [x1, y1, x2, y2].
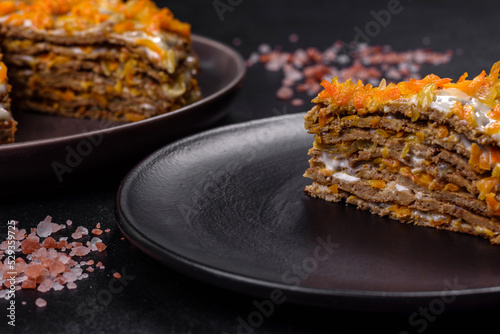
[116, 113, 500, 313]
[0, 35, 246, 193]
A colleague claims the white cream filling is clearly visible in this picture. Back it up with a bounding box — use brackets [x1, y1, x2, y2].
[430, 88, 500, 143]
[0, 106, 11, 121]
[395, 184, 409, 192]
[333, 172, 360, 183]
[318, 152, 348, 171]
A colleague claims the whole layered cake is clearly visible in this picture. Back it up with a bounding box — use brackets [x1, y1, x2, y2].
[0, 0, 201, 143]
[304, 61, 500, 244]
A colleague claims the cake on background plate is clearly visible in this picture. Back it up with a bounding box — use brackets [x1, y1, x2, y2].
[0, 0, 201, 144]
[304, 60, 500, 244]
[0, 56, 14, 144]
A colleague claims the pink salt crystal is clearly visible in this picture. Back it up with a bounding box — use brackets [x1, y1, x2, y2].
[66, 220, 72, 226]
[71, 231, 82, 240]
[21, 237, 41, 255]
[35, 298, 47, 307]
[288, 33, 299, 43]
[276, 86, 293, 100]
[67, 282, 77, 289]
[21, 280, 36, 289]
[47, 248, 58, 259]
[96, 223, 101, 229]
[91, 229, 103, 236]
[51, 223, 62, 233]
[36, 218, 54, 238]
[86, 267, 94, 273]
[22, 301, 26, 305]
[49, 261, 65, 276]
[42, 237, 57, 248]
[57, 254, 71, 264]
[53, 282, 64, 291]
[258, 43, 271, 54]
[37, 279, 53, 293]
[14, 229, 26, 241]
[104, 229, 110, 233]
[24, 263, 44, 279]
[63, 272, 77, 282]
[291, 98, 304, 107]
[76, 226, 89, 236]
[95, 242, 107, 252]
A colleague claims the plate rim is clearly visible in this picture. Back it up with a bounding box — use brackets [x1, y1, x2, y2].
[0, 34, 246, 152]
[115, 113, 500, 312]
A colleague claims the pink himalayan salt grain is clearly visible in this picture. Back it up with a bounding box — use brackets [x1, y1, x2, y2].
[113, 272, 121, 279]
[24, 263, 44, 279]
[14, 229, 26, 241]
[0, 217, 112, 306]
[66, 220, 72, 226]
[91, 229, 103, 236]
[35, 298, 47, 308]
[70, 246, 90, 257]
[96, 223, 101, 229]
[71, 231, 82, 240]
[104, 229, 111, 233]
[248, 40, 453, 108]
[21, 280, 37, 289]
[21, 237, 41, 255]
[49, 260, 66, 276]
[95, 242, 107, 252]
[276, 86, 293, 100]
[37, 279, 53, 293]
[291, 98, 304, 107]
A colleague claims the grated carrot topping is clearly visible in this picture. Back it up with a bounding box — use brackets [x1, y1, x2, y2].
[315, 60, 500, 113]
[0, 0, 191, 37]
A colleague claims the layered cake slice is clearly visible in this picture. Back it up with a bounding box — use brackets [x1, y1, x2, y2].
[304, 61, 500, 244]
[0, 0, 201, 123]
[0, 57, 14, 144]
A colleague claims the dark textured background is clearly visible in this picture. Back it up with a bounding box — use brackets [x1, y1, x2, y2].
[2, 0, 500, 333]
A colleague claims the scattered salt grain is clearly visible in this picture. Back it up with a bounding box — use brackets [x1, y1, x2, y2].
[288, 33, 299, 43]
[92, 229, 103, 236]
[276, 86, 293, 100]
[35, 298, 47, 308]
[247, 38, 453, 109]
[0, 216, 112, 307]
[36, 216, 54, 238]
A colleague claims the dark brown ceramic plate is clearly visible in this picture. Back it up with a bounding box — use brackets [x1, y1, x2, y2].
[0, 35, 246, 193]
[116, 113, 500, 313]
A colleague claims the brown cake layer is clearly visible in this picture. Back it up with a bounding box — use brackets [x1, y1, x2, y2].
[304, 63, 500, 244]
[0, 0, 201, 143]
